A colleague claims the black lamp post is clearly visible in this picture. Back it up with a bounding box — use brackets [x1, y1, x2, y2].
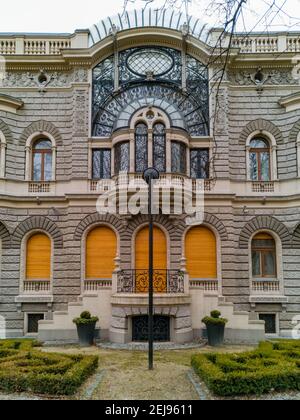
[143, 167, 160, 371]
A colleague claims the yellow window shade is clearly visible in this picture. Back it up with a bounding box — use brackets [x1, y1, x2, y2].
[86, 226, 117, 279]
[26, 233, 51, 280]
[135, 226, 167, 270]
[253, 233, 273, 240]
[185, 226, 217, 279]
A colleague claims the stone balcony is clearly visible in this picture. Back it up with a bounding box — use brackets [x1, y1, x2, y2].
[250, 279, 288, 306]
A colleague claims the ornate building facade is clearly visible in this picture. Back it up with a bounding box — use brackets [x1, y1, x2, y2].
[0, 9, 300, 343]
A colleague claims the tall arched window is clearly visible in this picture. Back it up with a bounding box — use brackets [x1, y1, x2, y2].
[135, 123, 148, 173]
[32, 139, 52, 181]
[86, 226, 117, 279]
[114, 141, 129, 175]
[185, 227, 217, 279]
[153, 123, 166, 173]
[252, 233, 276, 278]
[0, 131, 6, 178]
[26, 233, 51, 280]
[249, 138, 270, 181]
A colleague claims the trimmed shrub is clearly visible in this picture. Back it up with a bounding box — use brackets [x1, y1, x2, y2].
[192, 340, 300, 397]
[0, 339, 98, 396]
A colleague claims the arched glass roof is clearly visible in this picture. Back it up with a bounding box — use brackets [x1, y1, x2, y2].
[89, 8, 210, 46]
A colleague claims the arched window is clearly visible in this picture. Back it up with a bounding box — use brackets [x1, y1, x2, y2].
[153, 123, 166, 173]
[114, 141, 129, 175]
[86, 226, 117, 279]
[0, 131, 6, 178]
[252, 233, 276, 278]
[26, 233, 51, 280]
[185, 226, 217, 279]
[135, 225, 167, 293]
[249, 138, 270, 181]
[135, 123, 148, 173]
[32, 139, 52, 181]
[171, 141, 186, 174]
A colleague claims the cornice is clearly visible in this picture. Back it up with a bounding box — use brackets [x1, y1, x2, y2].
[0, 93, 24, 113]
[279, 91, 300, 112]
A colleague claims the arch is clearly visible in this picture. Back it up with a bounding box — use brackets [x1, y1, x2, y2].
[12, 216, 63, 249]
[26, 232, 51, 280]
[239, 119, 283, 146]
[20, 120, 63, 147]
[135, 225, 167, 271]
[74, 213, 124, 241]
[292, 223, 300, 249]
[0, 120, 13, 144]
[0, 221, 11, 249]
[289, 119, 300, 144]
[86, 226, 117, 279]
[89, 8, 210, 46]
[199, 213, 228, 241]
[239, 216, 291, 249]
[185, 226, 217, 279]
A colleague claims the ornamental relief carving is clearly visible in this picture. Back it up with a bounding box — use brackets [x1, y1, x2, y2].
[228, 68, 298, 86]
[0, 68, 88, 88]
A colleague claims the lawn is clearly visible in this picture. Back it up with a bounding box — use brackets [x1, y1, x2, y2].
[0, 339, 98, 396]
[192, 340, 300, 397]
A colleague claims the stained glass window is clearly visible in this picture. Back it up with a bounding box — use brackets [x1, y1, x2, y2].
[115, 142, 130, 174]
[190, 149, 209, 179]
[171, 142, 186, 174]
[135, 123, 148, 173]
[250, 138, 270, 181]
[153, 123, 166, 173]
[32, 139, 52, 182]
[252, 233, 276, 278]
[92, 149, 111, 179]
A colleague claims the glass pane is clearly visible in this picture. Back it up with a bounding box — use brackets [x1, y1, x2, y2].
[264, 252, 276, 276]
[252, 251, 261, 276]
[172, 142, 186, 174]
[93, 149, 111, 179]
[153, 123, 166, 173]
[190, 149, 209, 179]
[252, 239, 275, 249]
[260, 152, 270, 181]
[34, 140, 52, 150]
[135, 123, 148, 173]
[250, 152, 258, 181]
[250, 138, 269, 149]
[33, 153, 42, 181]
[44, 152, 52, 181]
[115, 142, 129, 174]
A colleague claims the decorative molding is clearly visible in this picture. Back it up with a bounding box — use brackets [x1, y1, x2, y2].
[228, 68, 297, 86]
[279, 92, 300, 113]
[12, 216, 63, 249]
[239, 119, 283, 146]
[73, 88, 89, 137]
[20, 120, 63, 147]
[239, 216, 291, 249]
[0, 119, 13, 143]
[292, 223, 300, 249]
[0, 93, 23, 114]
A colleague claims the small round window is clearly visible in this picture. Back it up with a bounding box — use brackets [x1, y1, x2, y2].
[127, 49, 174, 77]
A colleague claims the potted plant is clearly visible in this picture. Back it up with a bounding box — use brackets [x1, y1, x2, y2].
[202, 310, 228, 347]
[73, 311, 99, 347]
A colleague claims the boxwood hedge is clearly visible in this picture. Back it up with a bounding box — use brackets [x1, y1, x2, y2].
[0, 339, 98, 396]
[192, 341, 300, 397]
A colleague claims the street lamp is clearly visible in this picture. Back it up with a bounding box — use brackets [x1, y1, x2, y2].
[143, 167, 160, 371]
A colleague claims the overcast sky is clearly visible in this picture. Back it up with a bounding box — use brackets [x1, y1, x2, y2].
[0, 0, 299, 33]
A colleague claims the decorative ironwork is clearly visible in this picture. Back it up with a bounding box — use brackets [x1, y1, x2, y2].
[171, 141, 187, 174]
[117, 269, 184, 294]
[135, 123, 148, 173]
[92, 149, 111, 179]
[190, 148, 210, 179]
[132, 315, 170, 342]
[114, 141, 130, 174]
[92, 46, 209, 137]
[153, 123, 166, 173]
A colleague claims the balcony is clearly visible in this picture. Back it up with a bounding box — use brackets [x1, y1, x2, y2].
[23, 281, 51, 294]
[117, 270, 185, 294]
[15, 280, 53, 305]
[250, 279, 288, 305]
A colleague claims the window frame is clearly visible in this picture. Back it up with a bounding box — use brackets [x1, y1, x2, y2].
[152, 122, 166, 173]
[135, 122, 148, 173]
[92, 148, 111, 180]
[249, 138, 271, 182]
[32, 139, 53, 182]
[251, 233, 277, 279]
[190, 147, 210, 179]
[114, 141, 130, 175]
[171, 141, 187, 175]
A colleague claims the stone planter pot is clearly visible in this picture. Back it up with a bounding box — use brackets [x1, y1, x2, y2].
[76, 322, 97, 347]
[206, 323, 225, 347]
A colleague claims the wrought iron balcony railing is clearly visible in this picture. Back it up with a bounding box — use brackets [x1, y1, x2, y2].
[117, 269, 185, 294]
